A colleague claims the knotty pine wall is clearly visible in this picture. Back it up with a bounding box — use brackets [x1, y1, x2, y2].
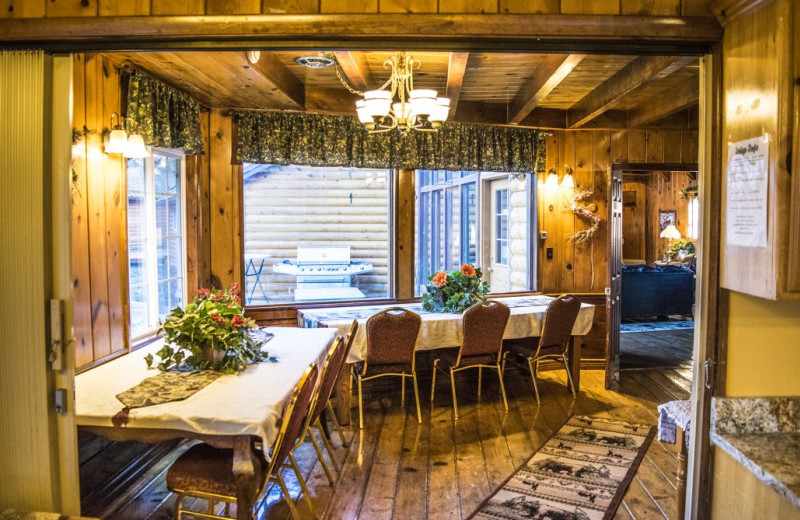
[539, 129, 698, 293]
[0, 0, 714, 17]
[72, 53, 208, 371]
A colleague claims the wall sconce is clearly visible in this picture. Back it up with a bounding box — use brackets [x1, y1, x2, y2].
[560, 165, 575, 188]
[124, 133, 148, 158]
[104, 112, 128, 154]
[246, 50, 261, 64]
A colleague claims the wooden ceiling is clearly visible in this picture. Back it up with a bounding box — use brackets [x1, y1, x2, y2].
[103, 50, 699, 130]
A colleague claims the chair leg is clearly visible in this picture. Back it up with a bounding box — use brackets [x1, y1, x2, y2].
[430, 359, 438, 403]
[477, 366, 482, 398]
[275, 472, 301, 520]
[175, 493, 185, 520]
[562, 353, 577, 399]
[357, 375, 364, 430]
[315, 419, 340, 474]
[308, 431, 335, 486]
[289, 453, 319, 519]
[496, 364, 509, 412]
[326, 401, 347, 447]
[412, 372, 422, 424]
[208, 499, 214, 515]
[527, 357, 541, 406]
[401, 375, 406, 406]
[449, 368, 459, 419]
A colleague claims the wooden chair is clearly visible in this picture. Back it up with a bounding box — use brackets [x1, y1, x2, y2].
[503, 295, 581, 406]
[166, 363, 319, 520]
[293, 333, 353, 486]
[430, 300, 510, 419]
[355, 308, 422, 429]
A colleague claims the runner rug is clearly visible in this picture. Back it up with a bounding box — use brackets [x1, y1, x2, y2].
[469, 415, 655, 520]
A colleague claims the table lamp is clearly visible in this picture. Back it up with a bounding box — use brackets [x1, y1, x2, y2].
[660, 224, 682, 260]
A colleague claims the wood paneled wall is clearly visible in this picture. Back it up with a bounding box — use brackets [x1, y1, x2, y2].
[72, 53, 129, 371]
[0, 0, 714, 16]
[72, 53, 209, 371]
[624, 171, 697, 264]
[538, 128, 698, 295]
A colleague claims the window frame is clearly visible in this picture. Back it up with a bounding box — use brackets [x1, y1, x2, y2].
[127, 146, 188, 342]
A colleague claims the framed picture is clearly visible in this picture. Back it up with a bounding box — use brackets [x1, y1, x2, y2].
[659, 210, 676, 231]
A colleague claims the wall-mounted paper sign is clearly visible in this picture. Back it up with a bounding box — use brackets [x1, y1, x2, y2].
[726, 135, 769, 248]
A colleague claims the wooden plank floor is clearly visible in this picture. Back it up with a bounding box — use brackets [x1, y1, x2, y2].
[108, 360, 694, 520]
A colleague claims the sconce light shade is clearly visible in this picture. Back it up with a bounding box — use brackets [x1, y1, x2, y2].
[659, 224, 682, 239]
[105, 128, 128, 154]
[545, 168, 558, 188]
[124, 134, 148, 158]
[560, 172, 575, 188]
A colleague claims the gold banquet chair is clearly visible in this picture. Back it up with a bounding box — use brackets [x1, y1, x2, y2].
[166, 363, 319, 520]
[354, 308, 422, 429]
[503, 294, 581, 406]
[430, 300, 510, 419]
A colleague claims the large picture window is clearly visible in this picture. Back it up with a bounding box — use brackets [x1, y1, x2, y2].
[242, 164, 392, 305]
[415, 170, 535, 295]
[126, 149, 186, 339]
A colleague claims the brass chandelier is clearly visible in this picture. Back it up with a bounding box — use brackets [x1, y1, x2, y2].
[345, 53, 451, 133]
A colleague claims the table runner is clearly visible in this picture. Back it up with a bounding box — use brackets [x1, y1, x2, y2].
[299, 295, 595, 363]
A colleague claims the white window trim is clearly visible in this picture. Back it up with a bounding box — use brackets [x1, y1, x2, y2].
[130, 147, 188, 342]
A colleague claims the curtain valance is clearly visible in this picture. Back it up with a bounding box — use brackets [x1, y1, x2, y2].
[123, 69, 205, 155]
[235, 111, 546, 173]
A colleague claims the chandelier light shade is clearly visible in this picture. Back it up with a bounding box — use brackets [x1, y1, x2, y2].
[104, 112, 128, 154]
[352, 53, 450, 134]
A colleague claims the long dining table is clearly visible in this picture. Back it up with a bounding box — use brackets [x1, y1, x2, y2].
[298, 295, 596, 424]
[74, 327, 336, 520]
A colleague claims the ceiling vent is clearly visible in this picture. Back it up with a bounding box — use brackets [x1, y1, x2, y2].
[294, 56, 335, 69]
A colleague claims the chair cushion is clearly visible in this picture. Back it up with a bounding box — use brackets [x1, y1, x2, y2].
[167, 443, 265, 498]
[353, 361, 412, 377]
[435, 347, 497, 369]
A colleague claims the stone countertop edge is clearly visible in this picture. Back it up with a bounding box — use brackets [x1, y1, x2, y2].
[710, 396, 800, 510]
[709, 430, 800, 509]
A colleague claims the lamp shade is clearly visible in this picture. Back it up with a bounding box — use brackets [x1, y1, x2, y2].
[105, 128, 128, 154]
[560, 172, 575, 188]
[660, 224, 682, 239]
[124, 133, 148, 158]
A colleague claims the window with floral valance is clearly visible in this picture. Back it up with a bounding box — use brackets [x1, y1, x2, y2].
[234, 111, 546, 174]
[123, 68, 205, 155]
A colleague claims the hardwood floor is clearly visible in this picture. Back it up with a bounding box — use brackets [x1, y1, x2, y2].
[620, 328, 694, 370]
[97, 364, 694, 520]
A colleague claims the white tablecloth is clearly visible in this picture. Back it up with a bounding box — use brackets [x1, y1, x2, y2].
[74, 327, 336, 448]
[298, 295, 595, 363]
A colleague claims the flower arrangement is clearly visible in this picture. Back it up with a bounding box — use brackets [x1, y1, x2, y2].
[145, 284, 274, 374]
[420, 264, 489, 313]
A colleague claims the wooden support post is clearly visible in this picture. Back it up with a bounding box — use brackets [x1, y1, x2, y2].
[567, 336, 582, 393]
[334, 362, 353, 426]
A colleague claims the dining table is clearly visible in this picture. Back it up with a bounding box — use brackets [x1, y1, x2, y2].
[298, 294, 596, 424]
[74, 327, 336, 520]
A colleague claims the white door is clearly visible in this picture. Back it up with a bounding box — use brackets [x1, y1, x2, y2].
[488, 178, 511, 292]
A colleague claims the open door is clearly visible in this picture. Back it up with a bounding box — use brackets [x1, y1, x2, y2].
[605, 165, 623, 387]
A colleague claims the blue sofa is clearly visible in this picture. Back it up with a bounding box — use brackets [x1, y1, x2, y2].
[621, 265, 695, 319]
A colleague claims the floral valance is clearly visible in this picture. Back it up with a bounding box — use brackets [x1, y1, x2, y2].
[235, 111, 546, 173]
[123, 69, 205, 155]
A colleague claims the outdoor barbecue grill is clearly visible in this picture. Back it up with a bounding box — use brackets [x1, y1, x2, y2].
[273, 246, 373, 301]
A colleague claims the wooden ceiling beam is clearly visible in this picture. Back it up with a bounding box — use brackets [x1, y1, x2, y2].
[445, 52, 469, 116]
[509, 54, 585, 125]
[566, 55, 695, 128]
[333, 51, 371, 92]
[626, 76, 699, 128]
[247, 51, 305, 109]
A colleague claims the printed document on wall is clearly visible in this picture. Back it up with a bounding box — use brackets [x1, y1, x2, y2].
[726, 135, 769, 248]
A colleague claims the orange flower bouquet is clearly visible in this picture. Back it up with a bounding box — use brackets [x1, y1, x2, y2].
[421, 264, 489, 313]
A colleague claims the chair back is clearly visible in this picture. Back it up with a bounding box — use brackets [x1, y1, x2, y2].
[538, 295, 582, 354]
[343, 319, 358, 357]
[265, 363, 319, 481]
[459, 300, 510, 361]
[364, 307, 421, 370]
[308, 336, 348, 425]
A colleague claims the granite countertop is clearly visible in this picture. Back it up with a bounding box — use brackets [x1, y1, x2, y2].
[710, 397, 800, 509]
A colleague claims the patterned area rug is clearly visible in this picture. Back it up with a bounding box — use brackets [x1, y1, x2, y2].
[469, 415, 654, 520]
[620, 320, 694, 334]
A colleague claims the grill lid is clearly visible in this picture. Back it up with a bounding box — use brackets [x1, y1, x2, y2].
[296, 246, 351, 266]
